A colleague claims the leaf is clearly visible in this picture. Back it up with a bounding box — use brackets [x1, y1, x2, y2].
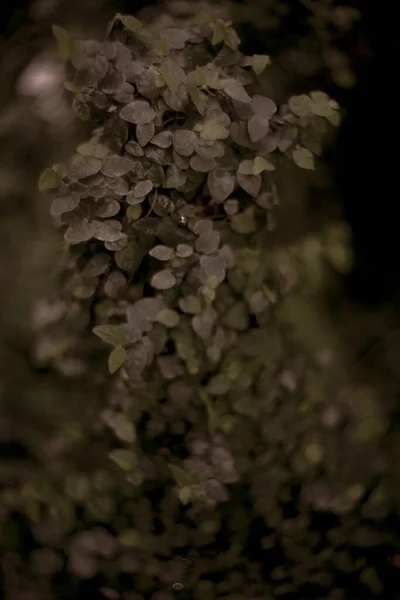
[136, 121, 155, 146]
[108, 345, 127, 374]
[66, 155, 102, 179]
[50, 194, 79, 216]
[251, 54, 271, 76]
[149, 245, 174, 261]
[309, 90, 336, 118]
[248, 114, 269, 143]
[52, 25, 70, 60]
[238, 160, 254, 175]
[126, 205, 142, 220]
[195, 140, 224, 159]
[114, 82, 135, 103]
[230, 206, 257, 234]
[82, 253, 110, 277]
[159, 58, 187, 94]
[109, 448, 137, 471]
[251, 95, 277, 119]
[119, 100, 155, 125]
[288, 94, 312, 117]
[221, 79, 251, 104]
[160, 28, 188, 50]
[102, 156, 134, 177]
[169, 464, 194, 488]
[77, 140, 110, 159]
[93, 199, 120, 218]
[155, 308, 180, 327]
[72, 99, 90, 121]
[115, 13, 154, 46]
[195, 230, 220, 254]
[151, 131, 173, 148]
[207, 169, 235, 203]
[237, 172, 261, 197]
[199, 254, 226, 284]
[118, 529, 142, 547]
[38, 168, 61, 192]
[190, 155, 217, 172]
[292, 146, 315, 170]
[224, 199, 239, 215]
[150, 269, 176, 290]
[65, 220, 99, 244]
[93, 324, 131, 346]
[94, 220, 124, 242]
[200, 122, 229, 141]
[187, 84, 208, 115]
[164, 164, 187, 188]
[173, 130, 196, 157]
[179, 295, 202, 314]
[115, 242, 140, 273]
[133, 180, 153, 198]
[176, 244, 193, 258]
[253, 156, 275, 174]
[125, 141, 144, 157]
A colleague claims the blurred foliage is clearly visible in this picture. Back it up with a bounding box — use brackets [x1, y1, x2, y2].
[0, 2, 399, 600]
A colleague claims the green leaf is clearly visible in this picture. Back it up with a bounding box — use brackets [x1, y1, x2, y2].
[50, 194, 80, 216]
[155, 308, 180, 328]
[160, 28, 188, 50]
[150, 269, 176, 290]
[237, 172, 261, 196]
[187, 84, 209, 115]
[288, 94, 312, 117]
[119, 100, 155, 125]
[230, 206, 257, 234]
[151, 131, 173, 148]
[179, 295, 202, 314]
[52, 25, 71, 60]
[38, 167, 61, 192]
[195, 230, 220, 254]
[199, 390, 218, 435]
[248, 114, 269, 143]
[133, 179, 153, 198]
[102, 156, 134, 177]
[77, 140, 110, 159]
[94, 220, 124, 242]
[221, 79, 251, 104]
[253, 155, 275, 174]
[169, 464, 194, 488]
[115, 13, 154, 45]
[190, 155, 216, 172]
[66, 155, 102, 179]
[118, 529, 142, 547]
[207, 169, 235, 202]
[251, 95, 277, 119]
[164, 164, 187, 189]
[93, 324, 131, 346]
[149, 245, 174, 261]
[173, 129, 196, 157]
[251, 54, 271, 76]
[176, 244, 193, 258]
[136, 122, 155, 146]
[109, 448, 137, 471]
[125, 141, 144, 157]
[292, 146, 315, 170]
[108, 345, 127, 374]
[65, 220, 99, 244]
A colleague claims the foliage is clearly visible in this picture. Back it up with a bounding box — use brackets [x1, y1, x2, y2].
[0, 10, 398, 600]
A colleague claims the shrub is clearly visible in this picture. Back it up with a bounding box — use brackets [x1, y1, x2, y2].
[9, 12, 393, 600]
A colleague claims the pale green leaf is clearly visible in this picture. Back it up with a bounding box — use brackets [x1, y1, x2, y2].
[108, 344, 127, 374]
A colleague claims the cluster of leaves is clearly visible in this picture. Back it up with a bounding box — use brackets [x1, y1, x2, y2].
[39, 13, 340, 377]
[3, 13, 397, 600]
